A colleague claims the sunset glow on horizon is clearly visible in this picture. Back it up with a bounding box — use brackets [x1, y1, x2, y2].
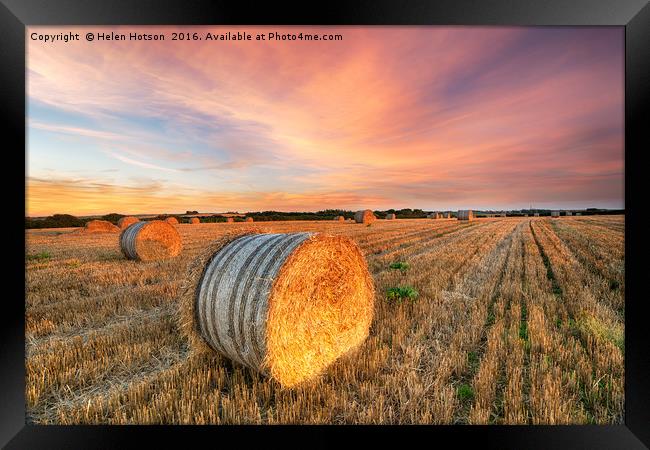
[27, 26, 624, 217]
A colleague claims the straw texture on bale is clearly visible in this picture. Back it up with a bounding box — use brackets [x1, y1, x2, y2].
[385, 213, 396, 220]
[84, 219, 120, 233]
[457, 210, 474, 220]
[246, 217, 254, 222]
[117, 216, 140, 230]
[119, 220, 182, 261]
[179, 232, 375, 388]
[354, 210, 376, 224]
[190, 217, 201, 224]
[165, 217, 179, 225]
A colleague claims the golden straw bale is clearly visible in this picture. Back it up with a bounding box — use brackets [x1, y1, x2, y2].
[190, 218, 200, 224]
[119, 220, 182, 261]
[117, 216, 140, 229]
[457, 210, 474, 221]
[178, 232, 375, 388]
[84, 219, 120, 233]
[354, 210, 376, 224]
[165, 217, 179, 225]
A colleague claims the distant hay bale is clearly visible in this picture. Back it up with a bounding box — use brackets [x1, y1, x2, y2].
[354, 210, 376, 224]
[444, 212, 451, 219]
[190, 218, 200, 224]
[551, 211, 560, 218]
[385, 213, 396, 220]
[117, 216, 140, 230]
[500, 212, 507, 217]
[457, 210, 474, 221]
[165, 217, 179, 225]
[178, 232, 375, 388]
[84, 219, 120, 233]
[334, 215, 345, 222]
[565, 211, 572, 216]
[119, 220, 182, 261]
[226, 217, 235, 223]
[245, 217, 254, 223]
[427, 213, 441, 219]
[534, 213, 540, 217]
[575, 212, 582, 216]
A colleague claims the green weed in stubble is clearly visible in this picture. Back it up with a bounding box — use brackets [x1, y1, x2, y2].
[386, 286, 419, 303]
[389, 261, 410, 273]
[26, 251, 51, 261]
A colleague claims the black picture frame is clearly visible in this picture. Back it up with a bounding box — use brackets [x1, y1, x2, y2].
[2, 1, 648, 448]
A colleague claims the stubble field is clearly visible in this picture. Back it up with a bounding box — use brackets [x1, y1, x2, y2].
[25, 215, 624, 424]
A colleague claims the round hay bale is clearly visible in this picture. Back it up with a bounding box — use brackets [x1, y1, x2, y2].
[165, 217, 179, 225]
[354, 209, 376, 224]
[120, 220, 182, 261]
[457, 210, 474, 221]
[226, 217, 234, 223]
[385, 213, 396, 220]
[84, 219, 120, 233]
[190, 217, 200, 224]
[245, 217, 254, 223]
[117, 216, 140, 230]
[179, 232, 375, 388]
[333, 215, 345, 222]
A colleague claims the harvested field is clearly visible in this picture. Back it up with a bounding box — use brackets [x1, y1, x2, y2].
[25, 215, 624, 424]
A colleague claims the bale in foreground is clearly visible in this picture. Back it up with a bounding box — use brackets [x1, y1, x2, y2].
[120, 220, 182, 261]
[354, 209, 376, 224]
[84, 219, 120, 233]
[190, 217, 200, 224]
[117, 216, 140, 229]
[179, 232, 375, 388]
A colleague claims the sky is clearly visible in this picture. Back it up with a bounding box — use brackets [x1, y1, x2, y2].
[26, 26, 624, 216]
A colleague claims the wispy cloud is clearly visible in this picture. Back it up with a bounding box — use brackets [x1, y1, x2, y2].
[103, 149, 180, 173]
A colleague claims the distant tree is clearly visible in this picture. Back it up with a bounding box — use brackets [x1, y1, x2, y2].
[25, 214, 85, 229]
[101, 213, 125, 224]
